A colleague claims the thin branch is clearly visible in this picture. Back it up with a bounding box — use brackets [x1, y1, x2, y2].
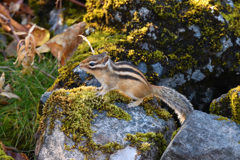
[69, 0, 86, 8]
[0, 66, 16, 72]
[33, 65, 56, 80]
[0, 13, 20, 42]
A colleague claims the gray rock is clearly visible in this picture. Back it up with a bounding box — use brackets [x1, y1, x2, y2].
[38, 119, 86, 160]
[215, 37, 233, 57]
[152, 63, 163, 77]
[191, 69, 206, 82]
[202, 88, 214, 104]
[109, 146, 139, 160]
[139, 7, 150, 21]
[161, 110, 240, 160]
[159, 73, 186, 88]
[204, 58, 214, 73]
[236, 37, 240, 46]
[141, 42, 149, 50]
[40, 91, 53, 104]
[73, 66, 88, 81]
[188, 25, 201, 39]
[37, 91, 176, 160]
[137, 62, 147, 74]
[73, 66, 101, 87]
[115, 12, 122, 22]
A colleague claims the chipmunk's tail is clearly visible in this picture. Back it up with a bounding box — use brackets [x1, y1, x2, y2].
[151, 85, 194, 124]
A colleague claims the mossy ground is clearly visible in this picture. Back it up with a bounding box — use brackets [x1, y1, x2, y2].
[210, 85, 240, 124]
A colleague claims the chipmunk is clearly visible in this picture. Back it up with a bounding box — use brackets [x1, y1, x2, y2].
[79, 52, 194, 124]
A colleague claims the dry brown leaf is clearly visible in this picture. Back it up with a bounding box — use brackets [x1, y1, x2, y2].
[0, 92, 20, 99]
[0, 4, 27, 32]
[30, 24, 50, 46]
[15, 24, 41, 74]
[19, 3, 34, 16]
[4, 84, 12, 92]
[5, 40, 18, 57]
[0, 72, 20, 100]
[0, 72, 5, 89]
[0, 141, 29, 160]
[36, 22, 87, 66]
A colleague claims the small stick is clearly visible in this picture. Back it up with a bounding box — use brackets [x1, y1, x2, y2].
[79, 35, 95, 54]
[0, 66, 16, 72]
[69, 0, 86, 8]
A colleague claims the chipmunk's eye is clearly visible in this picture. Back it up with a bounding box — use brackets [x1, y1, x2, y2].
[89, 62, 96, 66]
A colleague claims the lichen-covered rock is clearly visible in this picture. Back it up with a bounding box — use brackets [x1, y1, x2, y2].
[36, 87, 176, 160]
[160, 110, 240, 160]
[210, 85, 240, 124]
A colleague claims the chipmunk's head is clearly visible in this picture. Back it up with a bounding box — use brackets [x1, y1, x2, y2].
[79, 52, 109, 75]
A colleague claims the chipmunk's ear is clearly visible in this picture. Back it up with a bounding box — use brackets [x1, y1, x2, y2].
[102, 55, 109, 65]
[101, 51, 108, 57]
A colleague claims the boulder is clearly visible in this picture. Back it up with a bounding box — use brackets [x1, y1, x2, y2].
[36, 87, 176, 160]
[161, 110, 240, 160]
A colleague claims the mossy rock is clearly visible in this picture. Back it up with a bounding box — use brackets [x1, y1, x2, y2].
[36, 86, 175, 159]
[210, 85, 240, 124]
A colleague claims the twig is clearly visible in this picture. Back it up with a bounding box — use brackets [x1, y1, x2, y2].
[69, 0, 86, 8]
[0, 66, 16, 72]
[33, 65, 56, 80]
[79, 35, 95, 54]
[0, 13, 20, 42]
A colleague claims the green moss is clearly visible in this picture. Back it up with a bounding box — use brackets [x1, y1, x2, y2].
[125, 132, 167, 155]
[230, 86, 240, 124]
[171, 127, 180, 140]
[141, 97, 171, 121]
[210, 86, 240, 124]
[214, 115, 230, 122]
[99, 142, 123, 153]
[220, 5, 240, 37]
[0, 143, 14, 160]
[47, 62, 80, 91]
[38, 86, 131, 158]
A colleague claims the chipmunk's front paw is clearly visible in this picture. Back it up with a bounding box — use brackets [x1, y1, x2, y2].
[96, 91, 106, 97]
[96, 92, 102, 97]
[95, 86, 103, 91]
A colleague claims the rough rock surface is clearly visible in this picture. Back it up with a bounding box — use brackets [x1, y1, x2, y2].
[161, 110, 240, 160]
[37, 91, 176, 160]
